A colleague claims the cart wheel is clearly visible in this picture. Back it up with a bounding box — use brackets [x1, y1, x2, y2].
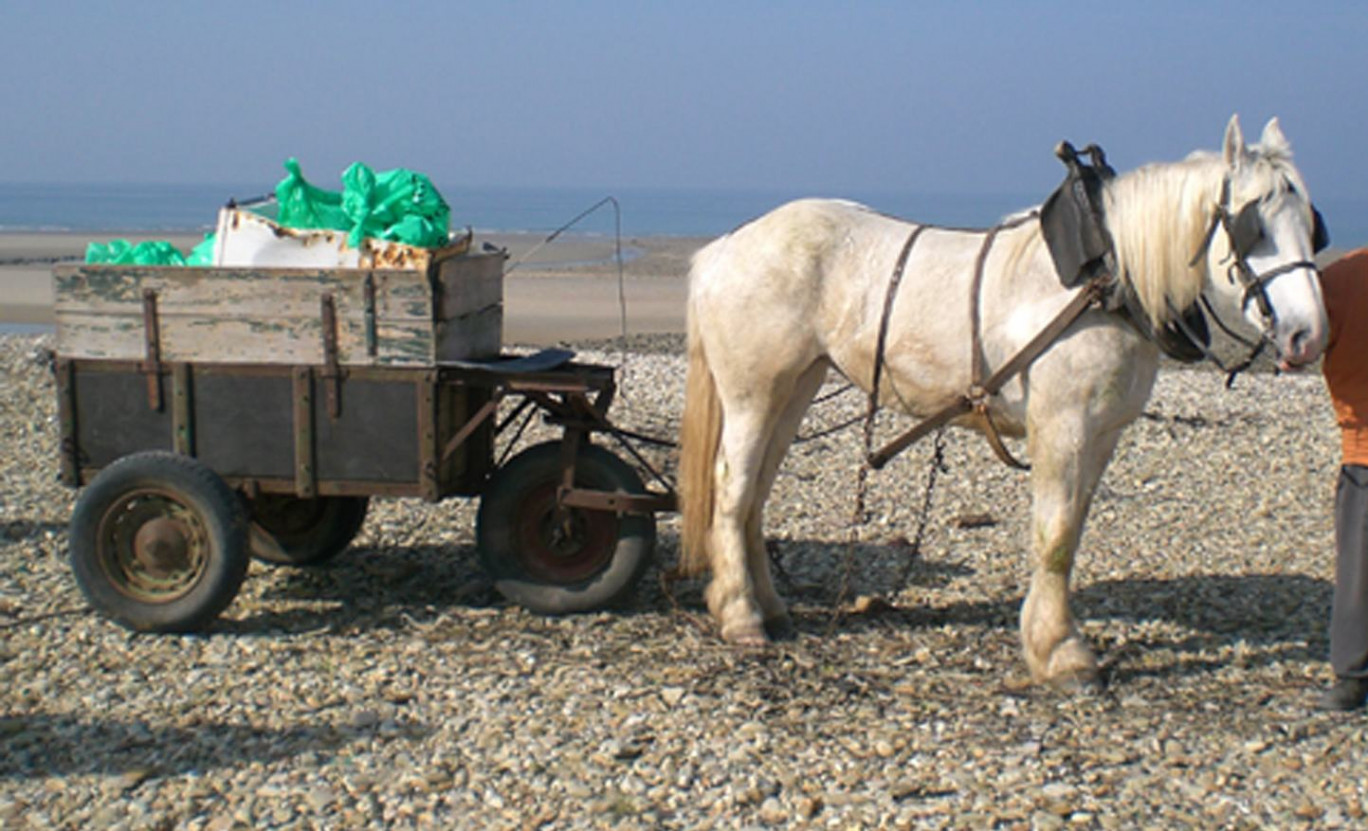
[246, 495, 369, 566]
[69, 451, 249, 633]
[476, 441, 655, 614]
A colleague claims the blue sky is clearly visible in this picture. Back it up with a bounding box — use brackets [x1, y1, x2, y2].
[2, 1, 1365, 199]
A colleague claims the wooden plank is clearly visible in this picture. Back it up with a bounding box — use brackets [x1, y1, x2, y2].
[434, 254, 504, 361]
[53, 255, 504, 366]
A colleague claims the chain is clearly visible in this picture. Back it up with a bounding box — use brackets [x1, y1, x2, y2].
[896, 426, 949, 587]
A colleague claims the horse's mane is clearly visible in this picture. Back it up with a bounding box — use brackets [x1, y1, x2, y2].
[1102, 141, 1306, 327]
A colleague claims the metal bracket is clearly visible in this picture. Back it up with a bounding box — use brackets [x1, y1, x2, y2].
[172, 363, 193, 456]
[320, 293, 342, 419]
[139, 288, 163, 411]
[363, 273, 378, 358]
[292, 366, 316, 498]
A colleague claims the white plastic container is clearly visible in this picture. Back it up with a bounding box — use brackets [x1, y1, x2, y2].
[211, 208, 470, 269]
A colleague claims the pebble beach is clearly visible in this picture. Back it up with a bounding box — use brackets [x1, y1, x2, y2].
[3, 319, 1367, 828]
[3, 229, 1368, 828]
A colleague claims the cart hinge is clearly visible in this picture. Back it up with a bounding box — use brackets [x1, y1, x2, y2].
[139, 288, 164, 411]
[320, 292, 342, 419]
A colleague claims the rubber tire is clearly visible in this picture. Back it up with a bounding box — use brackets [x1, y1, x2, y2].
[69, 451, 249, 633]
[246, 495, 369, 566]
[476, 441, 655, 614]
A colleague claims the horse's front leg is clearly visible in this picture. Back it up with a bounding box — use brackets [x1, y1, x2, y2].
[1020, 416, 1125, 689]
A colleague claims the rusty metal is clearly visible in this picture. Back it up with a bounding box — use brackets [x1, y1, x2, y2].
[439, 390, 504, 465]
[292, 367, 316, 498]
[172, 363, 193, 456]
[557, 487, 676, 515]
[555, 425, 585, 536]
[133, 516, 192, 573]
[363, 273, 378, 357]
[140, 288, 163, 411]
[320, 293, 341, 419]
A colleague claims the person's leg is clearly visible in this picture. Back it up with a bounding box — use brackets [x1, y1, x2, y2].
[1323, 464, 1368, 709]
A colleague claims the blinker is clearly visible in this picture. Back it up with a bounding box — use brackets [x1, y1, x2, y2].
[1229, 201, 1329, 257]
[1229, 201, 1263, 258]
[1312, 205, 1330, 254]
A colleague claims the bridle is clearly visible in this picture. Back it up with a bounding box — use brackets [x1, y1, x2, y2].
[1177, 175, 1326, 385]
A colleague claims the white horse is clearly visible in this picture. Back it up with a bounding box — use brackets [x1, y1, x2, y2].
[677, 116, 1328, 688]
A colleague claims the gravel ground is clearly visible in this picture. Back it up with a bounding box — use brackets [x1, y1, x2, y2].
[2, 331, 1366, 830]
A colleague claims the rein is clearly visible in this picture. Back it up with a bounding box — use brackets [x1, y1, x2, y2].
[863, 214, 1107, 472]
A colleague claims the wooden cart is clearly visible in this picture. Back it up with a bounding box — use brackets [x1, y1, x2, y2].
[51, 248, 674, 633]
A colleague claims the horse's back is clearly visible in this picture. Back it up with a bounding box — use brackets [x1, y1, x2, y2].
[689, 198, 901, 316]
[693, 198, 886, 273]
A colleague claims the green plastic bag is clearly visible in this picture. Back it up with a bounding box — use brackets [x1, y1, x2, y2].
[186, 233, 216, 266]
[84, 235, 216, 266]
[338, 161, 451, 248]
[85, 239, 188, 266]
[83, 158, 451, 269]
[274, 157, 350, 232]
[275, 158, 451, 249]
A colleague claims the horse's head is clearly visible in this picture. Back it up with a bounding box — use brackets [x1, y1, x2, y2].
[1191, 115, 1329, 370]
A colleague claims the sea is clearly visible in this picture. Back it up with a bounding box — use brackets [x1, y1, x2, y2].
[2, 181, 1365, 246]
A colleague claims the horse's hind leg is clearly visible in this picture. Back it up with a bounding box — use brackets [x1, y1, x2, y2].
[1020, 416, 1126, 689]
[704, 405, 777, 645]
[745, 361, 828, 639]
[706, 362, 826, 645]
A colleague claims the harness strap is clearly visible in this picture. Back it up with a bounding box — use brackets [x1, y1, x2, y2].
[868, 274, 1104, 470]
[1162, 294, 1267, 389]
[868, 225, 930, 420]
[969, 215, 1036, 470]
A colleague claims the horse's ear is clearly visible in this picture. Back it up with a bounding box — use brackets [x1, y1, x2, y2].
[1259, 117, 1290, 155]
[1223, 114, 1246, 166]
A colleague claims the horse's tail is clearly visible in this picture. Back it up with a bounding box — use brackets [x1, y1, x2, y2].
[677, 285, 722, 578]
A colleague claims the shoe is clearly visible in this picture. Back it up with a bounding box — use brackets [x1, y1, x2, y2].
[1318, 678, 1368, 711]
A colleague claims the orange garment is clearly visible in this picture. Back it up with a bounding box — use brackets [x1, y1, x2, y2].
[1322, 248, 1368, 466]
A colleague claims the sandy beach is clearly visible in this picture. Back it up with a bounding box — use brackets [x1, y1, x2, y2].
[0, 230, 703, 344]
[5, 229, 1354, 348]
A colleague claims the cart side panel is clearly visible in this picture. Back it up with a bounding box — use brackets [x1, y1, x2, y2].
[54, 259, 503, 367]
[63, 358, 500, 498]
[433, 254, 503, 363]
[191, 368, 296, 480]
[70, 364, 173, 470]
[314, 377, 421, 483]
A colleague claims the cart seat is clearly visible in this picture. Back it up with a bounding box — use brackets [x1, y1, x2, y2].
[443, 348, 575, 374]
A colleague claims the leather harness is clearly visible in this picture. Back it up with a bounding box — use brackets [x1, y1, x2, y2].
[865, 215, 1109, 472]
[863, 153, 1328, 469]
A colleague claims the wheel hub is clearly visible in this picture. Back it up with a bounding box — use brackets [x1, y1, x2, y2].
[133, 517, 191, 574]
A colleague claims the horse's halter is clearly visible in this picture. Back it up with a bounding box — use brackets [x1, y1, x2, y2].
[1181, 175, 1327, 383]
[1188, 176, 1325, 332]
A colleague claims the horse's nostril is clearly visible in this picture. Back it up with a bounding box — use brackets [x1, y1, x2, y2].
[1291, 328, 1309, 352]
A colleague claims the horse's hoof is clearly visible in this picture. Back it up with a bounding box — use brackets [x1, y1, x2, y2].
[1047, 667, 1105, 695]
[1026, 636, 1101, 691]
[721, 621, 770, 647]
[764, 614, 795, 641]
